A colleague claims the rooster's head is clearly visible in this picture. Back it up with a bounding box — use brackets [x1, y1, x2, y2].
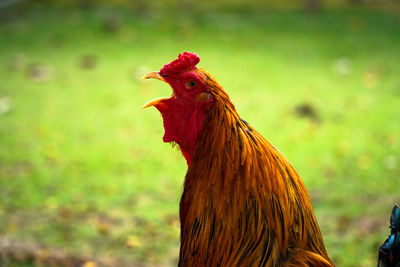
[142, 52, 217, 164]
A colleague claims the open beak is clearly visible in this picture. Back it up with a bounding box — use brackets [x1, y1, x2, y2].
[141, 71, 169, 109]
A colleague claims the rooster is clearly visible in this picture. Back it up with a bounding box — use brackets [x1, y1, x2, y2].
[142, 52, 334, 266]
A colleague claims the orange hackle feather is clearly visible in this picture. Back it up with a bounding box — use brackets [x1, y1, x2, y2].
[178, 69, 334, 266]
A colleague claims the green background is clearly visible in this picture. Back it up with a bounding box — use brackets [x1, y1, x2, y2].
[0, 1, 399, 266]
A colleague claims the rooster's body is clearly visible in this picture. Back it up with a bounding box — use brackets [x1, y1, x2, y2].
[143, 52, 333, 266]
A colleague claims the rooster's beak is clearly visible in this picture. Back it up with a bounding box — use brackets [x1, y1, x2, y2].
[141, 71, 169, 109]
[141, 71, 165, 82]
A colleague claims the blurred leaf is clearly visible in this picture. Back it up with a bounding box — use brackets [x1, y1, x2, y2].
[362, 70, 379, 89]
[125, 235, 142, 249]
[82, 261, 97, 267]
[294, 103, 321, 123]
[25, 63, 53, 82]
[78, 54, 98, 70]
[0, 96, 12, 115]
[332, 57, 352, 76]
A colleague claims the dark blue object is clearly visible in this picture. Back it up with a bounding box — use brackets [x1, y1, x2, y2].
[390, 205, 400, 234]
[378, 205, 400, 267]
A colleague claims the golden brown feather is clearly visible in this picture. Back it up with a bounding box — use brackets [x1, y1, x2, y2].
[178, 69, 334, 266]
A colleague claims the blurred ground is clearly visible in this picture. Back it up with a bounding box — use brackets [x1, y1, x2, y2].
[0, 1, 399, 266]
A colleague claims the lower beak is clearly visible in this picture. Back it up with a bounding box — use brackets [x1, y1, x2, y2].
[142, 97, 170, 109]
[141, 71, 169, 109]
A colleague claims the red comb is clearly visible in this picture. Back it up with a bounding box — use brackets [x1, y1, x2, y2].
[160, 52, 200, 76]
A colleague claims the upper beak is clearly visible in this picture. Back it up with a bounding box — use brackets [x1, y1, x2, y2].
[141, 71, 169, 109]
[141, 71, 166, 82]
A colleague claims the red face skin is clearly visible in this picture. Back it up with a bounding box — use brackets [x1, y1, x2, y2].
[144, 70, 214, 165]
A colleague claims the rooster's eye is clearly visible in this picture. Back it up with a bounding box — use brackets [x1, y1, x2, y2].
[185, 80, 197, 89]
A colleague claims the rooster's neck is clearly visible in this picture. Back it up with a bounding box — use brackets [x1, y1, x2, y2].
[183, 100, 251, 207]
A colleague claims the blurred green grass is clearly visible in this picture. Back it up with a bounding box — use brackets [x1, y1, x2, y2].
[0, 5, 399, 267]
